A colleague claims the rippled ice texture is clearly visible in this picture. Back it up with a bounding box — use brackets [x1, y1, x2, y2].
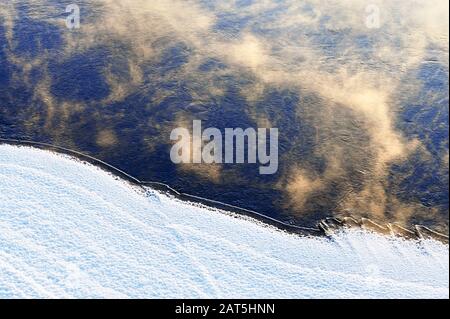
[0, 145, 448, 299]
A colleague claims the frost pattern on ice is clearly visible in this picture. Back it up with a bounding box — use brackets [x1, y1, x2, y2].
[0, 145, 448, 299]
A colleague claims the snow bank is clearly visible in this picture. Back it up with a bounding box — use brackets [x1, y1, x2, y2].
[0, 144, 448, 298]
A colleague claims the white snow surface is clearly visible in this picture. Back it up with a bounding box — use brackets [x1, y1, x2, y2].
[0, 144, 448, 299]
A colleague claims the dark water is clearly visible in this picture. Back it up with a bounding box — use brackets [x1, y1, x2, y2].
[0, 1, 448, 232]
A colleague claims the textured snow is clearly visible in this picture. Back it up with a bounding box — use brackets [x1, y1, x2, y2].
[0, 144, 448, 299]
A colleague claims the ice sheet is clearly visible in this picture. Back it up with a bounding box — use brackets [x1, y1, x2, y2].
[0, 144, 448, 298]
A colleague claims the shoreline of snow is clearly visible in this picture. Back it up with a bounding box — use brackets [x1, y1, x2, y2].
[0, 144, 448, 299]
